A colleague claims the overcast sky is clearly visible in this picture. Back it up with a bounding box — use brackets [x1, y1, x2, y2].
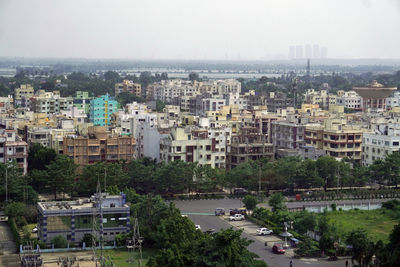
[0, 0, 399, 60]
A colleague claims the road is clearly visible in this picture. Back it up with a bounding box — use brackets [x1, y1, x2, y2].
[173, 199, 352, 267]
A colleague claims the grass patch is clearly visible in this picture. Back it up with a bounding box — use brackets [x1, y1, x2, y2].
[97, 248, 157, 267]
[326, 209, 398, 243]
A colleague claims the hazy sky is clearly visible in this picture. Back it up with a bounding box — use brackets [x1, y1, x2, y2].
[0, 0, 399, 60]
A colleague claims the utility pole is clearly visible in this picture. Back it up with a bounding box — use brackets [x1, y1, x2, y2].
[5, 164, 8, 204]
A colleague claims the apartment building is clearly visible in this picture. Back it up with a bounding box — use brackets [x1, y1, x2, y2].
[0, 129, 28, 174]
[304, 89, 337, 109]
[89, 94, 119, 126]
[14, 84, 34, 107]
[271, 114, 308, 151]
[226, 127, 274, 169]
[73, 91, 92, 114]
[30, 91, 74, 116]
[115, 80, 142, 97]
[160, 126, 227, 168]
[362, 120, 400, 166]
[0, 96, 14, 114]
[386, 91, 400, 109]
[63, 126, 136, 166]
[37, 193, 130, 244]
[264, 92, 294, 113]
[305, 117, 363, 162]
[336, 90, 362, 111]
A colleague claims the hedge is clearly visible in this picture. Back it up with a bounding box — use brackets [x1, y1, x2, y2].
[9, 218, 21, 247]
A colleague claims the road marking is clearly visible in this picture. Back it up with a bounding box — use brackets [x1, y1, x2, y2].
[182, 212, 214, 216]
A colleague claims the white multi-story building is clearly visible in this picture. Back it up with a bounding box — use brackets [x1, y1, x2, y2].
[336, 90, 362, 111]
[0, 129, 28, 174]
[386, 92, 400, 109]
[160, 126, 229, 168]
[223, 92, 248, 110]
[31, 91, 74, 116]
[201, 98, 226, 116]
[362, 120, 400, 166]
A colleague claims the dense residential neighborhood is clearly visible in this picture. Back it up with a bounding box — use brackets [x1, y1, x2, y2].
[1, 1, 400, 266]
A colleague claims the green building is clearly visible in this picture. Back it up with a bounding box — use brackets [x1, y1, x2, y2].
[73, 91, 92, 114]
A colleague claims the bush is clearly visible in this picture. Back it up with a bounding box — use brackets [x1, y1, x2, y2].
[5, 202, 26, 218]
[51, 235, 68, 248]
[9, 218, 20, 246]
[295, 237, 320, 257]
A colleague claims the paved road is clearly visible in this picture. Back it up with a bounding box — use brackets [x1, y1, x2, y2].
[173, 199, 352, 267]
[0, 221, 17, 254]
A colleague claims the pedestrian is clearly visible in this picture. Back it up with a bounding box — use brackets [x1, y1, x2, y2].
[345, 260, 348, 267]
[290, 260, 293, 267]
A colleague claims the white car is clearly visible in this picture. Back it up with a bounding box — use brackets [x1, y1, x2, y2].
[195, 225, 201, 231]
[32, 227, 38, 233]
[256, 227, 273, 235]
[229, 214, 245, 221]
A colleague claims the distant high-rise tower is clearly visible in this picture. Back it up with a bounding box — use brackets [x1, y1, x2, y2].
[295, 45, 303, 59]
[320, 47, 328, 59]
[313, 44, 320, 59]
[305, 44, 312, 59]
[289, 46, 295, 60]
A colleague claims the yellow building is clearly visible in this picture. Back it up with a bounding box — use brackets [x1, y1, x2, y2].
[115, 80, 142, 97]
[305, 116, 363, 162]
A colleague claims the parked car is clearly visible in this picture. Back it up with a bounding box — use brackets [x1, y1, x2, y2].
[256, 228, 273, 235]
[215, 208, 225, 216]
[272, 244, 285, 254]
[233, 188, 248, 195]
[195, 225, 201, 231]
[205, 228, 216, 234]
[229, 208, 248, 216]
[229, 214, 245, 221]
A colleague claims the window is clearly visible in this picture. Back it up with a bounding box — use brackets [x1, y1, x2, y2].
[176, 146, 181, 152]
[393, 142, 399, 146]
[206, 145, 211, 151]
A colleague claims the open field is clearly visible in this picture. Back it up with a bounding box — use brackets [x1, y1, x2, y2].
[97, 249, 157, 267]
[326, 209, 398, 242]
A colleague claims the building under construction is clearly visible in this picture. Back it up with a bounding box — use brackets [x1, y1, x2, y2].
[226, 127, 274, 169]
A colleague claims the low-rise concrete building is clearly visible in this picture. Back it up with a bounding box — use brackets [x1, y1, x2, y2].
[37, 193, 130, 244]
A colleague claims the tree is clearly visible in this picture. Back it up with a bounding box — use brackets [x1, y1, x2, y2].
[0, 162, 37, 204]
[51, 235, 68, 248]
[293, 211, 317, 234]
[346, 229, 375, 266]
[28, 143, 57, 172]
[268, 192, 286, 211]
[104, 71, 120, 81]
[78, 161, 129, 195]
[156, 100, 166, 112]
[45, 155, 77, 199]
[193, 228, 267, 267]
[227, 162, 257, 190]
[4, 202, 26, 218]
[316, 156, 338, 191]
[243, 195, 258, 211]
[376, 223, 400, 267]
[116, 91, 144, 106]
[188, 72, 200, 82]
